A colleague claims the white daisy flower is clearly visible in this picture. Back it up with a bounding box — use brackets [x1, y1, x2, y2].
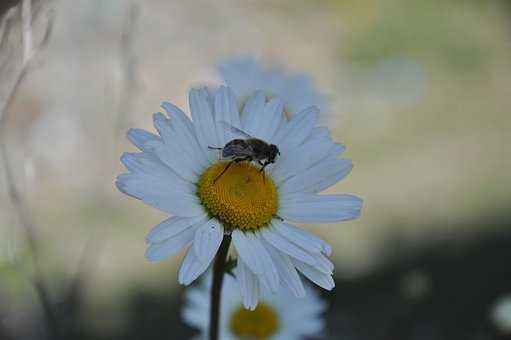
[218, 58, 325, 117]
[183, 273, 327, 340]
[491, 294, 511, 334]
[116, 85, 362, 309]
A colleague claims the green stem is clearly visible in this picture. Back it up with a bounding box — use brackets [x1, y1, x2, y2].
[209, 234, 231, 340]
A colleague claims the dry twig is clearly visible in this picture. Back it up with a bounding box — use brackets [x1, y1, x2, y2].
[0, 0, 57, 337]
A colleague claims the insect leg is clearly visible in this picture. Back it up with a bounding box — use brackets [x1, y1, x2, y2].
[259, 160, 272, 173]
[259, 161, 271, 184]
[213, 161, 234, 183]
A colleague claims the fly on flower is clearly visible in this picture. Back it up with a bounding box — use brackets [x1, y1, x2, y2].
[208, 123, 280, 183]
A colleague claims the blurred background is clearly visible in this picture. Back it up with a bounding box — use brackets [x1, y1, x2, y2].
[1, 0, 510, 339]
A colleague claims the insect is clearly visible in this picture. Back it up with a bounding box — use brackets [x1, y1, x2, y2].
[208, 124, 280, 183]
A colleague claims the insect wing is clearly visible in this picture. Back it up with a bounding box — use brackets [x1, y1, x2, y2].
[219, 121, 253, 139]
[222, 141, 253, 159]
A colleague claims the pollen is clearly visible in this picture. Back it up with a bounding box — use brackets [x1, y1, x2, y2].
[197, 161, 278, 231]
[230, 303, 279, 338]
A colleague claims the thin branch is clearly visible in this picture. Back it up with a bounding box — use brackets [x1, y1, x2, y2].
[0, 6, 16, 49]
[104, 2, 140, 183]
[0, 1, 53, 116]
[21, 0, 33, 63]
[0, 0, 58, 337]
[113, 3, 140, 143]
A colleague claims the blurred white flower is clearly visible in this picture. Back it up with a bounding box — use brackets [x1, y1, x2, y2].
[218, 58, 326, 116]
[183, 273, 327, 340]
[491, 294, 511, 334]
[117, 85, 362, 308]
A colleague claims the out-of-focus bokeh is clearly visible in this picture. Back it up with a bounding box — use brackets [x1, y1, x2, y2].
[1, 0, 510, 339]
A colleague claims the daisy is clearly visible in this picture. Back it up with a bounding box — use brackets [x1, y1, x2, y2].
[218, 57, 326, 117]
[183, 273, 327, 340]
[491, 294, 511, 334]
[116, 85, 362, 309]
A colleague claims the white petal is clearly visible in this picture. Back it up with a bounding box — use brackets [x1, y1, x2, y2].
[279, 193, 363, 223]
[115, 173, 203, 217]
[271, 220, 331, 256]
[214, 86, 242, 145]
[281, 310, 326, 337]
[151, 113, 200, 181]
[218, 58, 263, 99]
[271, 106, 318, 152]
[146, 215, 208, 243]
[301, 319, 326, 336]
[311, 252, 334, 274]
[270, 137, 341, 183]
[145, 224, 199, 262]
[260, 98, 285, 141]
[161, 101, 210, 168]
[120, 152, 191, 191]
[245, 98, 284, 141]
[310, 160, 352, 193]
[161, 101, 194, 131]
[260, 226, 317, 266]
[283, 74, 325, 116]
[291, 258, 335, 291]
[282, 291, 327, 323]
[189, 88, 219, 161]
[218, 58, 325, 116]
[127, 128, 160, 153]
[266, 221, 333, 274]
[182, 306, 208, 330]
[231, 230, 279, 292]
[308, 126, 329, 140]
[263, 241, 305, 298]
[193, 219, 224, 263]
[241, 91, 265, 131]
[184, 285, 210, 308]
[278, 158, 352, 194]
[235, 258, 260, 310]
[178, 246, 214, 285]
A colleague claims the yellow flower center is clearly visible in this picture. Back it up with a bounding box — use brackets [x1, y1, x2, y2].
[230, 303, 279, 338]
[197, 161, 278, 231]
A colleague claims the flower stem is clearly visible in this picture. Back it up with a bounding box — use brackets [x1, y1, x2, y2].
[209, 234, 231, 340]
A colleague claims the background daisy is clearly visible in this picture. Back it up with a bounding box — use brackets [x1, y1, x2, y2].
[491, 294, 511, 335]
[218, 57, 326, 117]
[116, 85, 362, 308]
[183, 273, 327, 340]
